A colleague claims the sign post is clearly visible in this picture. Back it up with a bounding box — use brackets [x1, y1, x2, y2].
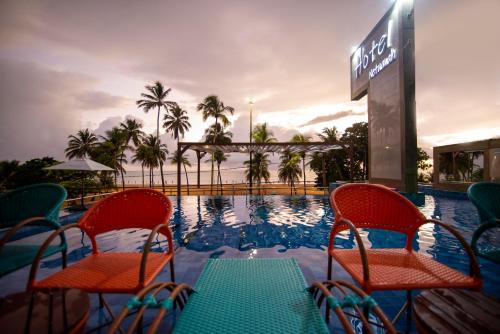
[350, 0, 417, 193]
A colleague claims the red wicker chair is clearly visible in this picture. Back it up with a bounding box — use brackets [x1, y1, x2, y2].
[27, 189, 175, 322]
[328, 184, 482, 325]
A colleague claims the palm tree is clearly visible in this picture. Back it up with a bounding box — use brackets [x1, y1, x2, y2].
[136, 81, 174, 138]
[132, 143, 149, 187]
[197, 95, 234, 129]
[204, 124, 232, 194]
[141, 136, 159, 187]
[278, 150, 302, 195]
[318, 126, 339, 143]
[170, 150, 191, 195]
[214, 150, 228, 194]
[65, 129, 99, 159]
[163, 103, 191, 143]
[119, 119, 145, 190]
[137, 82, 173, 192]
[120, 118, 145, 147]
[204, 123, 233, 145]
[252, 123, 276, 144]
[291, 133, 311, 195]
[99, 127, 129, 188]
[142, 135, 168, 190]
[197, 95, 234, 194]
[164, 102, 191, 192]
[244, 153, 271, 194]
[318, 126, 343, 182]
[244, 123, 276, 194]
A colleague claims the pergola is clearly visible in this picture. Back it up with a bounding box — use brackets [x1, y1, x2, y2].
[176, 142, 348, 196]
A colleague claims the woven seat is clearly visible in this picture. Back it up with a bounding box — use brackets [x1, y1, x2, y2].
[331, 249, 478, 292]
[35, 252, 172, 293]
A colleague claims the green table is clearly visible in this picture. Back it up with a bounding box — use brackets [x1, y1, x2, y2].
[173, 258, 329, 334]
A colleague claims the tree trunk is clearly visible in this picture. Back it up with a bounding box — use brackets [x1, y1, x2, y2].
[141, 164, 145, 188]
[183, 162, 190, 195]
[120, 168, 125, 191]
[149, 167, 154, 188]
[120, 150, 126, 191]
[160, 161, 165, 193]
[196, 150, 201, 188]
[302, 156, 306, 195]
[156, 106, 160, 139]
[217, 162, 223, 196]
[210, 117, 218, 195]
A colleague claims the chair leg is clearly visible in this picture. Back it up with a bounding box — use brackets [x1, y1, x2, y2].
[100, 294, 125, 334]
[327, 254, 332, 280]
[170, 260, 176, 282]
[62, 250, 67, 269]
[363, 305, 369, 334]
[406, 290, 413, 333]
[325, 255, 332, 324]
[325, 303, 330, 324]
[391, 299, 408, 324]
[24, 291, 36, 333]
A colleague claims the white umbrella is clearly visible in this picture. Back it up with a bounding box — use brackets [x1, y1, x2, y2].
[45, 159, 114, 208]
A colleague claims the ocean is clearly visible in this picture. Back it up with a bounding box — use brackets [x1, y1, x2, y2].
[119, 167, 318, 186]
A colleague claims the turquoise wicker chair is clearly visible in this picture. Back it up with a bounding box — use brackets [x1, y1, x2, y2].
[467, 182, 500, 263]
[0, 183, 67, 277]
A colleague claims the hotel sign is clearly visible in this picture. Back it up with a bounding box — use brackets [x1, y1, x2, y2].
[353, 20, 397, 81]
[350, 1, 404, 100]
[349, 0, 418, 193]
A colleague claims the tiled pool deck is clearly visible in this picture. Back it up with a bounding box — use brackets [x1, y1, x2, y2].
[1, 193, 499, 333]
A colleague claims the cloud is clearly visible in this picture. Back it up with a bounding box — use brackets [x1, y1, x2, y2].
[0, 59, 91, 161]
[1, 0, 500, 162]
[77, 91, 129, 110]
[93, 116, 124, 137]
[300, 110, 366, 127]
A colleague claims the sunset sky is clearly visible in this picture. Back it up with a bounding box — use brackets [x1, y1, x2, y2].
[1, 0, 499, 167]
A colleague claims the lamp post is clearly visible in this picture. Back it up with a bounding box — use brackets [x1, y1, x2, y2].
[248, 99, 254, 195]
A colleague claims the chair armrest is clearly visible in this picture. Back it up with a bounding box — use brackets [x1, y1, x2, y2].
[139, 223, 174, 285]
[109, 282, 193, 334]
[309, 280, 397, 334]
[308, 281, 354, 334]
[0, 217, 64, 251]
[424, 219, 481, 280]
[330, 218, 370, 282]
[471, 218, 500, 255]
[27, 223, 89, 290]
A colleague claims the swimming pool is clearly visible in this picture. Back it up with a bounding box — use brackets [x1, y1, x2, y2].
[1, 194, 499, 333]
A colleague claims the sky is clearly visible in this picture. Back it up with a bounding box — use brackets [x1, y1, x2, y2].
[0, 0, 499, 169]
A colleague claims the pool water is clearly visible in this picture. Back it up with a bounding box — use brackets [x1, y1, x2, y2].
[1, 194, 499, 333]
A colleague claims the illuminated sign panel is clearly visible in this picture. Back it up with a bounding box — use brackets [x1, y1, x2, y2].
[352, 19, 396, 80]
[350, 3, 402, 100]
[349, 0, 417, 192]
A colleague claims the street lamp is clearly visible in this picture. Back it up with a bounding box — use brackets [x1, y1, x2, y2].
[248, 98, 254, 195]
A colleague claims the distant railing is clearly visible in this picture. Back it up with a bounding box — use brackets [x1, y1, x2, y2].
[62, 182, 333, 207]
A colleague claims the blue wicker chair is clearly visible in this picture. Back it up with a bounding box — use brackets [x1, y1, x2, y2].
[0, 183, 67, 277]
[467, 182, 500, 263]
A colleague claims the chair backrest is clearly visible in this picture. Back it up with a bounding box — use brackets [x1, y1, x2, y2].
[467, 182, 500, 223]
[330, 183, 425, 239]
[0, 183, 67, 228]
[78, 189, 173, 239]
